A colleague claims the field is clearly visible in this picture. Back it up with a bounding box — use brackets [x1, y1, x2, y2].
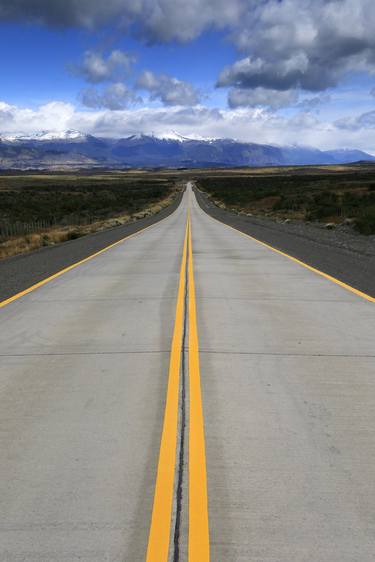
[2, 163, 375, 260]
[196, 164, 375, 234]
[0, 171, 181, 258]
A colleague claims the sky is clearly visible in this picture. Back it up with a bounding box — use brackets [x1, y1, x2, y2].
[0, 0, 375, 152]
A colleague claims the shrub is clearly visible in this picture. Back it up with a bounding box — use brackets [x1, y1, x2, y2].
[355, 208, 375, 235]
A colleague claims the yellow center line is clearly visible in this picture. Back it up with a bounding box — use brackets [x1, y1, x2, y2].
[146, 219, 189, 562]
[188, 211, 210, 562]
[146, 208, 210, 561]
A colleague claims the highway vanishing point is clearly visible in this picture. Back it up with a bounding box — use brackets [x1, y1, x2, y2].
[1, 183, 375, 561]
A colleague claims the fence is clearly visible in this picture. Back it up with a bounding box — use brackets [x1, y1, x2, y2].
[0, 216, 95, 242]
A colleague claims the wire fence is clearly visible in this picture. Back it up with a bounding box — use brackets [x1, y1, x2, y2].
[0, 216, 96, 242]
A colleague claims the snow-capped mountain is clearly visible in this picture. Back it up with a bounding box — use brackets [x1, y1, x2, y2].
[1, 129, 90, 143]
[0, 130, 374, 169]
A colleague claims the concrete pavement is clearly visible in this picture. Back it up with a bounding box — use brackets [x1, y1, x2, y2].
[190, 191, 375, 561]
[1, 184, 375, 561]
[0, 194, 187, 561]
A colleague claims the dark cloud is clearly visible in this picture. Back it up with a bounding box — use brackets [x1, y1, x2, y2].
[228, 87, 298, 109]
[0, 0, 123, 28]
[80, 83, 142, 110]
[0, 0, 244, 41]
[218, 55, 332, 92]
[136, 71, 201, 106]
[219, 0, 375, 92]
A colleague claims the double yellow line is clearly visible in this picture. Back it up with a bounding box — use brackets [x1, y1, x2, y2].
[146, 213, 210, 562]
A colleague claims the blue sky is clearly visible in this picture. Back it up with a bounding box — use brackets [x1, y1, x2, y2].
[0, 24, 235, 106]
[0, 0, 375, 153]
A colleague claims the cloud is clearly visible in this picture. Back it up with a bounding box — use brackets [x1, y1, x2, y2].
[70, 50, 136, 83]
[297, 94, 331, 110]
[1, 98, 375, 155]
[2, 0, 375, 94]
[0, 100, 75, 133]
[80, 83, 142, 110]
[0, 0, 245, 41]
[219, 0, 375, 93]
[228, 87, 298, 109]
[218, 54, 315, 91]
[0, 103, 15, 125]
[0, 0, 128, 28]
[136, 71, 201, 106]
[336, 110, 375, 130]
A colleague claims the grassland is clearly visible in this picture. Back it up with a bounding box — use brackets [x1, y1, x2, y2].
[0, 171, 182, 258]
[2, 163, 375, 260]
[196, 164, 375, 234]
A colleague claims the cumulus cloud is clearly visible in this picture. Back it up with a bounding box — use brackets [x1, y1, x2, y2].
[219, 0, 375, 93]
[0, 100, 75, 133]
[218, 54, 315, 91]
[70, 50, 135, 83]
[136, 71, 201, 106]
[2, 1, 375, 94]
[228, 87, 298, 109]
[80, 83, 142, 110]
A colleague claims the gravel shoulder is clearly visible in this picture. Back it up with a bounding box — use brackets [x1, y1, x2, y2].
[0, 191, 183, 303]
[194, 187, 375, 298]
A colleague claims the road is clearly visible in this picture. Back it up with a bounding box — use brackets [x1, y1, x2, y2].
[1, 183, 374, 561]
[194, 188, 375, 298]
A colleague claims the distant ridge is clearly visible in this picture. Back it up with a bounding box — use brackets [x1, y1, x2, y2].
[0, 131, 374, 169]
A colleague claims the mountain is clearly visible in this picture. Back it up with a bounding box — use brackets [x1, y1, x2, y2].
[0, 131, 374, 169]
[1, 129, 90, 142]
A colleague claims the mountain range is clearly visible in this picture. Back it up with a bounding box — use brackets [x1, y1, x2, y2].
[0, 130, 374, 170]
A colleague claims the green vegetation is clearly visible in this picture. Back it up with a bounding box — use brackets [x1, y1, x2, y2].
[197, 169, 375, 234]
[0, 172, 177, 226]
[0, 171, 181, 258]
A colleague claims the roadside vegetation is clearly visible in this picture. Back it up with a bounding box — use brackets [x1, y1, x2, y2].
[197, 165, 375, 235]
[0, 171, 181, 258]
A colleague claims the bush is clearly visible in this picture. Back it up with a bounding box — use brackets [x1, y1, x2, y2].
[67, 230, 82, 240]
[355, 208, 375, 235]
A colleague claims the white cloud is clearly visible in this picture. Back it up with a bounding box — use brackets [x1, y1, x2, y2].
[70, 50, 136, 83]
[1, 99, 375, 155]
[136, 71, 201, 106]
[0, 100, 75, 132]
[80, 83, 142, 110]
[3, 0, 375, 93]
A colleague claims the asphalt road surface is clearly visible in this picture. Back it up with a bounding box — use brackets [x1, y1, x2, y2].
[1, 184, 374, 561]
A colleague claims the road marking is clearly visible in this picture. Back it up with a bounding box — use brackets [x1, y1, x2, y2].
[0, 216, 174, 311]
[204, 208, 375, 304]
[188, 213, 210, 562]
[146, 220, 189, 562]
